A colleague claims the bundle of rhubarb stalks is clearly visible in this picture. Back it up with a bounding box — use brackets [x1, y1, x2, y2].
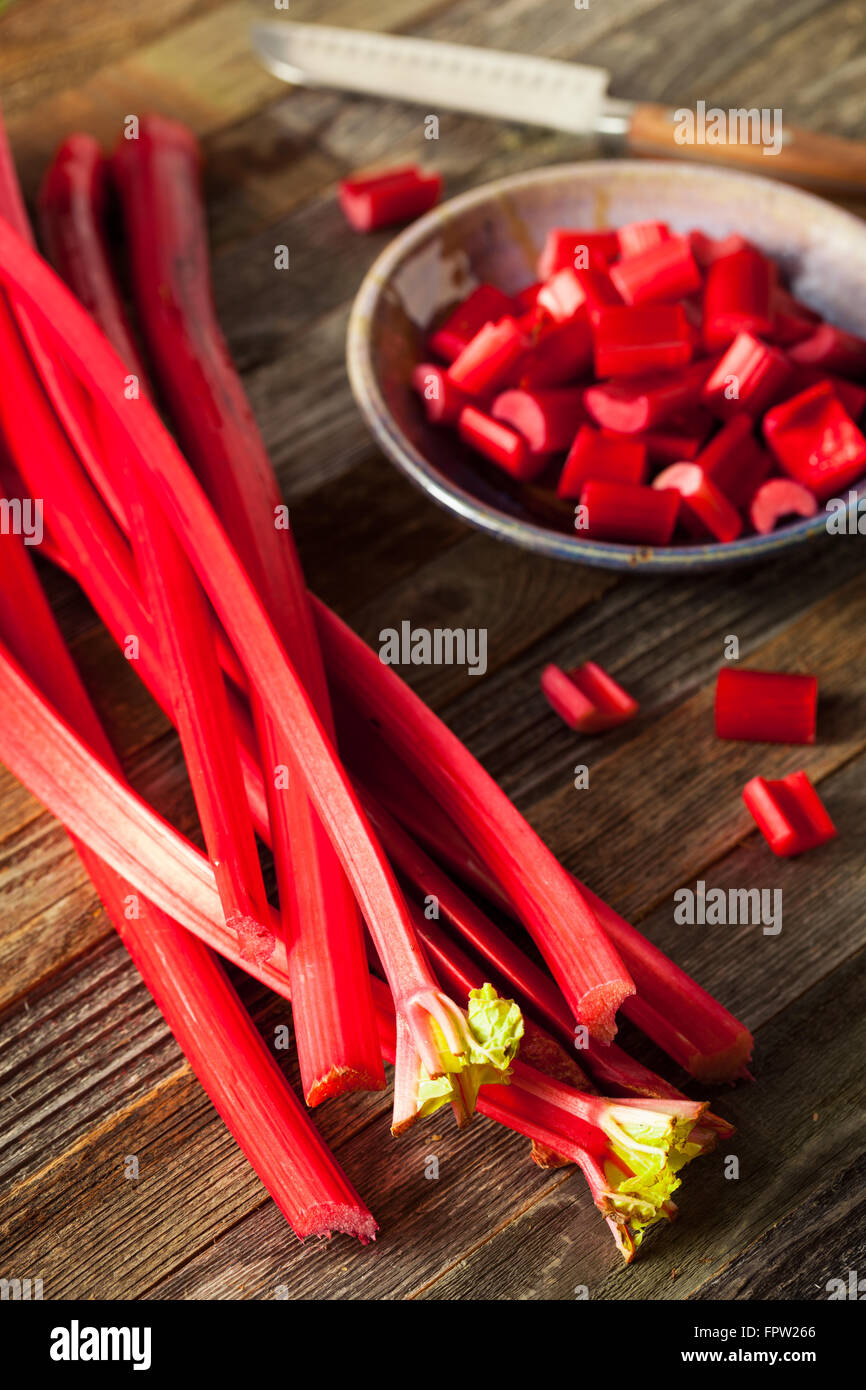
[0, 111, 753, 1264]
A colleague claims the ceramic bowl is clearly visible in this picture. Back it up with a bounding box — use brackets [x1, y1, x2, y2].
[347, 160, 866, 571]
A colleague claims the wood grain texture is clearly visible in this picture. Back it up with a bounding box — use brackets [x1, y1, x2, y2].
[1, 0, 865, 1301]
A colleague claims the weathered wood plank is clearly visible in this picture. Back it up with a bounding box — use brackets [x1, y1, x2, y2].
[694, 1151, 866, 1301]
[1, 0, 457, 194]
[0, 0, 220, 120]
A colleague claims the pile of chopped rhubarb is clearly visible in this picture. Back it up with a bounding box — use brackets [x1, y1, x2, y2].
[0, 113, 755, 1262]
[413, 221, 866, 545]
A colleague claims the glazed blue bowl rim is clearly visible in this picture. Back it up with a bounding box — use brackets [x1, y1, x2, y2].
[346, 160, 866, 572]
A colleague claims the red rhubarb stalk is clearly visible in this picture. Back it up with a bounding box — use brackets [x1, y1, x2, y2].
[361, 790, 732, 1142]
[343, 733, 753, 1083]
[120, 445, 273, 946]
[37, 134, 149, 385]
[0, 214, 513, 1130]
[112, 115, 383, 1105]
[0, 491, 375, 1243]
[311, 602, 635, 1042]
[0, 106, 33, 244]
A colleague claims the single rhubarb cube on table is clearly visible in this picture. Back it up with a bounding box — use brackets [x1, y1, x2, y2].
[541, 661, 638, 732]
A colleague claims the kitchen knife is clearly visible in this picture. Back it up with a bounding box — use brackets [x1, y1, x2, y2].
[250, 22, 866, 192]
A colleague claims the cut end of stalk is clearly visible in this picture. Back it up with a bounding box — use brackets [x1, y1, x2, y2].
[686, 1032, 754, 1084]
[296, 1205, 379, 1245]
[306, 1065, 388, 1108]
[576, 979, 636, 1045]
[231, 914, 276, 965]
[690, 1111, 736, 1152]
[606, 1217, 636, 1264]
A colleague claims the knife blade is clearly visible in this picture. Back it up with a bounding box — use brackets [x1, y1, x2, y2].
[250, 21, 866, 192]
[249, 21, 633, 137]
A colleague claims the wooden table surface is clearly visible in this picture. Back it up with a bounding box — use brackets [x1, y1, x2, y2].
[1, 0, 865, 1302]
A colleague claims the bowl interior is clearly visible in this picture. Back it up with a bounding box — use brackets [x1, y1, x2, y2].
[349, 161, 866, 569]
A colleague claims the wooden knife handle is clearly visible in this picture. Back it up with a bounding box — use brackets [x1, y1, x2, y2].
[625, 103, 866, 193]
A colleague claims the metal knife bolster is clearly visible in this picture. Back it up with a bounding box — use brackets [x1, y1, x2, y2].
[252, 21, 635, 137]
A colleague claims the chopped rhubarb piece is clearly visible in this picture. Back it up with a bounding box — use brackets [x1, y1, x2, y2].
[688, 230, 752, 267]
[750, 477, 818, 534]
[610, 236, 701, 306]
[458, 404, 543, 479]
[578, 480, 679, 545]
[697, 415, 772, 509]
[411, 362, 468, 424]
[788, 321, 866, 380]
[537, 227, 619, 279]
[584, 359, 713, 433]
[593, 304, 692, 377]
[763, 381, 866, 500]
[701, 331, 792, 420]
[541, 662, 638, 732]
[491, 387, 586, 453]
[538, 263, 624, 326]
[789, 367, 866, 422]
[616, 220, 670, 258]
[771, 301, 819, 348]
[513, 314, 593, 388]
[557, 425, 646, 498]
[635, 410, 713, 464]
[536, 267, 587, 323]
[515, 281, 542, 312]
[743, 771, 836, 857]
[702, 246, 775, 350]
[428, 284, 517, 362]
[716, 668, 817, 744]
[447, 316, 526, 395]
[573, 263, 624, 322]
[338, 164, 441, 232]
[653, 463, 743, 542]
